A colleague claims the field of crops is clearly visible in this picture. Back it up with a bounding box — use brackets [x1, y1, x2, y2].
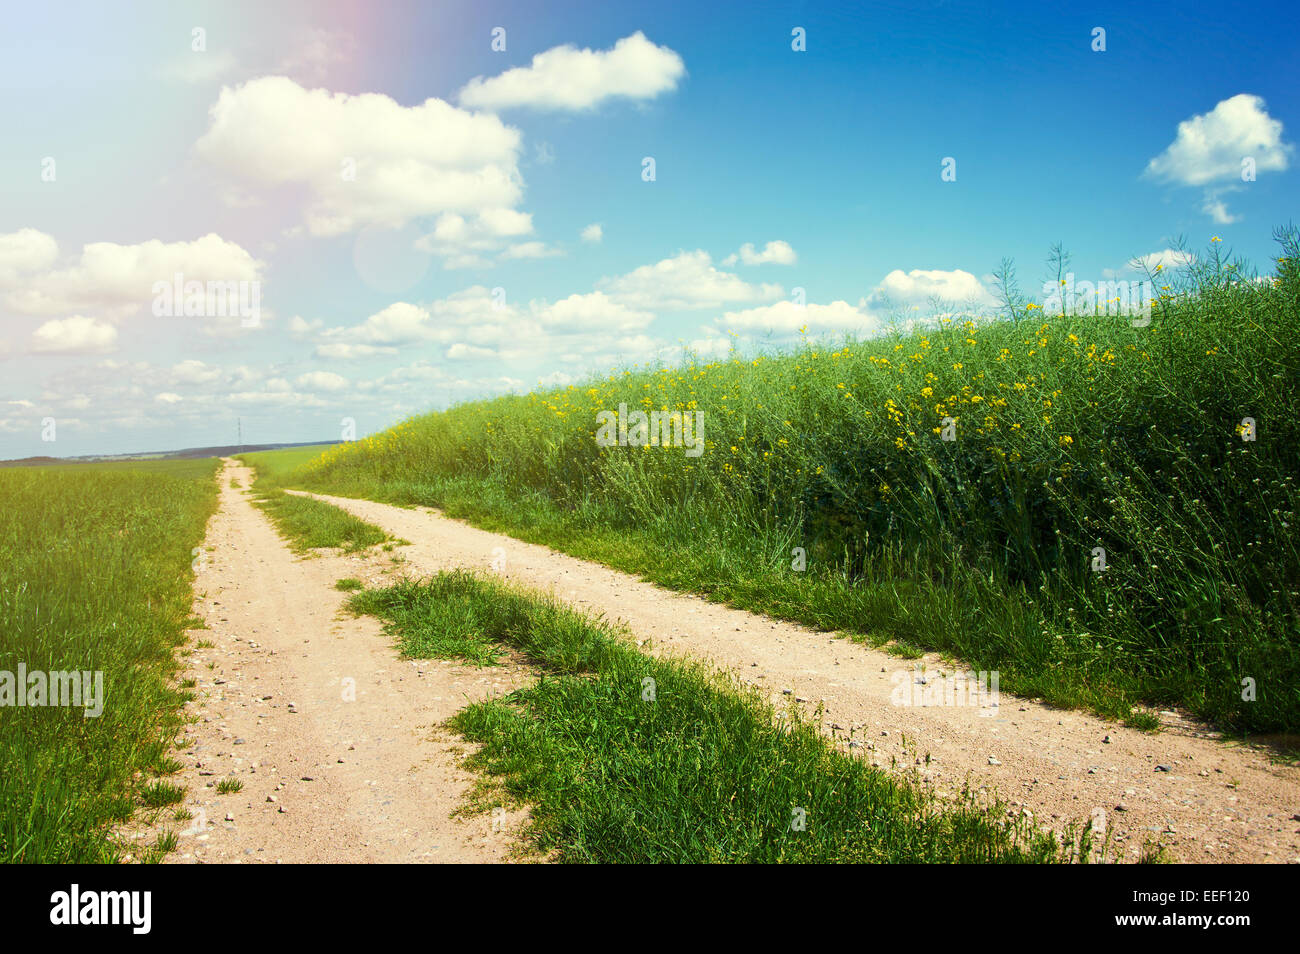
[0, 459, 219, 862]
[289, 234, 1300, 734]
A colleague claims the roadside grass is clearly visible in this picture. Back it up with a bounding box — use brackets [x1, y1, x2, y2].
[292, 232, 1300, 734]
[350, 570, 1122, 863]
[346, 576, 505, 665]
[251, 488, 389, 553]
[238, 449, 392, 553]
[0, 458, 219, 862]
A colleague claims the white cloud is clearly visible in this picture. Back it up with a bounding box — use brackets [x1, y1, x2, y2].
[313, 289, 522, 360]
[1202, 194, 1241, 225]
[600, 250, 782, 310]
[155, 392, 184, 404]
[1133, 249, 1196, 271]
[500, 241, 562, 260]
[717, 300, 876, 335]
[0, 229, 59, 284]
[30, 316, 119, 355]
[1145, 94, 1292, 223]
[721, 240, 797, 267]
[2, 233, 263, 318]
[296, 371, 350, 392]
[457, 32, 685, 112]
[867, 268, 994, 311]
[415, 209, 538, 267]
[171, 359, 224, 385]
[195, 76, 525, 237]
[1146, 94, 1291, 187]
[446, 343, 497, 360]
[532, 292, 653, 334]
[287, 315, 324, 337]
[581, 223, 603, 243]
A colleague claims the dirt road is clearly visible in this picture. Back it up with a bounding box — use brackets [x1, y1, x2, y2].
[290, 486, 1300, 864]
[132, 460, 530, 863]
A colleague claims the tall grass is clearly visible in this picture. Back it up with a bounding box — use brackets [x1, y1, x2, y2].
[0, 459, 219, 862]
[293, 230, 1300, 733]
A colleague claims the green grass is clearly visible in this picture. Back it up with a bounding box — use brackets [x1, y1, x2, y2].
[334, 577, 364, 592]
[139, 780, 185, 809]
[215, 778, 243, 794]
[0, 457, 220, 862]
[238, 446, 337, 489]
[239, 448, 390, 553]
[251, 488, 389, 553]
[351, 570, 1120, 863]
[284, 231, 1300, 734]
[347, 577, 506, 665]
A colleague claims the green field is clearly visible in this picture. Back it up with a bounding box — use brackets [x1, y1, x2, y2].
[349, 570, 1119, 863]
[0, 458, 219, 863]
[277, 232, 1300, 734]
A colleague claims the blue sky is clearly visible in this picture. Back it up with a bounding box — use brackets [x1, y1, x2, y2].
[1, 0, 1296, 457]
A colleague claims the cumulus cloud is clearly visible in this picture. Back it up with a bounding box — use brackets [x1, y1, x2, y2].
[721, 240, 797, 267]
[313, 290, 522, 360]
[1146, 94, 1291, 186]
[599, 250, 782, 311]
[414, 209, 538, 268]
[307, 284, 660, 369]
[195, 76, 526, 237]
[1145, 94, 1292, 223]
[866, 268, 994, 313]
[170, 359, 224, 385]
[295, 371, 349, 392]
[580, 223, 603, 243]
[1, 232, 263, 319]
[1202, 195, 1241, 225]
[533, 291, 653, 334]
[0, 229, 59, 284]
[30, 316, 119, 355]
[457, 32, 685, 112]
[1133, 249, 1196, 271]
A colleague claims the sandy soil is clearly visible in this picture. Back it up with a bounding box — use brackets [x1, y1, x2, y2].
[289, 486, 1300, 864]
[128, 460, 531, 864]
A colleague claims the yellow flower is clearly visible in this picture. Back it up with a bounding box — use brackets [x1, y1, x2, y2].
[1059, 435, 1074, 446]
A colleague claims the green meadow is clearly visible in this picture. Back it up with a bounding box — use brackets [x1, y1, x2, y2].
[0, 459, 219, 863]
[278, 232, 1300, 734]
